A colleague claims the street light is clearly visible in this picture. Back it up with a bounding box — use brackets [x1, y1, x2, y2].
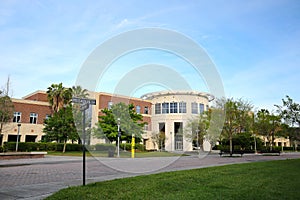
[117, 118, 120, 158]
[254, 134, 257, 154]
[170, 132, 172, 152]
[196, 129, 199, 153]
[16, 123, 21, 152]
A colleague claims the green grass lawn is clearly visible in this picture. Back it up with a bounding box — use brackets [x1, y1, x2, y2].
[47, 151, 184, 158]
[45, 159, 300, 200]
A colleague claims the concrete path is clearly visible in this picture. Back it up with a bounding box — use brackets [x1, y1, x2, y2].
[0, 152, 299, 200]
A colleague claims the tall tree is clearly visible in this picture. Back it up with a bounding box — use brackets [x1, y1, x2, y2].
[184, 113, 209, 150]
[43, 105, 78, 152]
[255, 109, 282, 151]
[71, 85, 90, 144]
[205, 107, 226, 148]
[47, 83, 72, 113]
[44, 83, 76, 152]
[0, 77, 14, 145]
[276, 95, 300, 127]
[150, 131, 167, 151]
[216, 98, 253, 155]
[71, 85, 89, 98]
[275, 95, 300, 147]
[94, 103, 145, 143]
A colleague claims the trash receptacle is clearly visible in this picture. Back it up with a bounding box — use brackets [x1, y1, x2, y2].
[108, 149, 114, 157]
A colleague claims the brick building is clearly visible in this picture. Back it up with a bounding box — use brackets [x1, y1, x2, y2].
[88, 92, 152, 146]
[0, 91, 52, 146]
[0, 90, 292, 151]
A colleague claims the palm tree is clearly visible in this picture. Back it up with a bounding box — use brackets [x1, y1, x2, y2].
[47, 83, 72, 113]
[71, 85, 89, 98]
[71, 85, 90, 145]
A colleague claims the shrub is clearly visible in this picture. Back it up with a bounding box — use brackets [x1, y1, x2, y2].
[0, 145, 6, 152]
[135, 143, 145, 151]
[120, 143, 131, 151]
[259, 146, 282, 153]
[3, 142, 83, 152]
[283, 146, 294, 151]
[66, 144, 82, 151]
[119, 143, 145, 151]
[95, 143, 116, 151]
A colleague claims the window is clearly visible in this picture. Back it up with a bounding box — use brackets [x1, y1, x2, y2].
[108, 101, 113, 109]
[191, 102, 198, 114]
[199, 103, 205, 114]
[136, 105, 141, 114]
[206, 105, 209, 112]
[155, 103, 161, 114]
[162, 103, 169, 114]
[170, 102, 178, 113]
[13, 112, 21, 122]
[144, 106, 149, 114]
[30, 113, 38, 124]
[179, 102, 186, 113]
[45, 114, 50, 120]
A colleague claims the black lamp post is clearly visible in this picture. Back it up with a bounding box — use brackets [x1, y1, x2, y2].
[16, 123, 21, 152]
[117, 118, 120, 158]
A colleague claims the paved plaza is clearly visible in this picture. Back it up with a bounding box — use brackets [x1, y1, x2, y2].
[0, 152, 300, 200]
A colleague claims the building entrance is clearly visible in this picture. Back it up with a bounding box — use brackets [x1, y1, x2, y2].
[174, 122, 183, 151]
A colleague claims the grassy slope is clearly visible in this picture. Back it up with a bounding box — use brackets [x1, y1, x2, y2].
[46, 159, 300, 200]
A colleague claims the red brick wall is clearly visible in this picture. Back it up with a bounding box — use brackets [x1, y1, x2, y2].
[13, 102, 52, 124]
[98, 94, 151, 115]
[24, 92, 48, 102]
[97, 93, 152, 130]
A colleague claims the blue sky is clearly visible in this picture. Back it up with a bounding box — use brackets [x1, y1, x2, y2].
[0, 0, 299, 111]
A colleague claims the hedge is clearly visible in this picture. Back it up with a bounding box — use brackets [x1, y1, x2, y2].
[215, 145, 284, 153]
[94, 143, 116, 151]
[120, 143, 145, 151]
[2, 142, 146, 152]
[3, 142, 82, 152]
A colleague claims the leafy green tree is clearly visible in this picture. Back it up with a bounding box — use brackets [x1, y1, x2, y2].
[151, 131, 166, 151]
[94, 102, 145, 143]
[0, 77, 14, 145]
[276, 96, 300, 147]
[43, 105, 78, 152]
[184, 113, 209, 150]
[221, 132, 263, 151]
[44, 83, 78, 152]
[205, 107, 225, 148]
[254, 109, 282, 151]
[276, 95, 300, 127]
[215, 98, 253, 155]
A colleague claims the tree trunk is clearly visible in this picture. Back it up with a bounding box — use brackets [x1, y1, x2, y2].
[229, 134, 233, 156]
[63, 140, 67, 153]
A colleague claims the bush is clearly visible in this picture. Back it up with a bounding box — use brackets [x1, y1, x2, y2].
[283, 146, 294, 151]
[3, 142, 83, 152]
[95, 143, 116, 151]
[66, 144, 82, 151]
[120, 143, 131, 151]
[119, 143, 145, 151]
[0, 145, 6, 152]
[135, 143, 145, 151]
[259, 146, 282, 153]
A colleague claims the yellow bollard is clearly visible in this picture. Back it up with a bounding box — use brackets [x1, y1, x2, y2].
[131, 134, 135, 158]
